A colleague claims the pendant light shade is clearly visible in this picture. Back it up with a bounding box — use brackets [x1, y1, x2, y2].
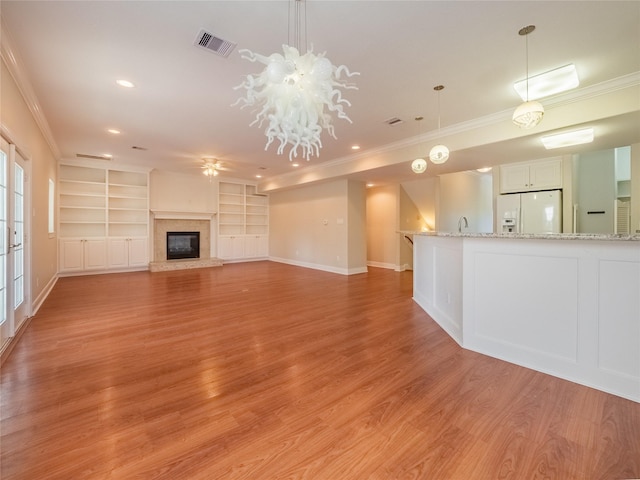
[513, 25, 544, 129]
[429, 144, 450, 164]
[512, 100, 545, 129]
[411, 158, 427, 174]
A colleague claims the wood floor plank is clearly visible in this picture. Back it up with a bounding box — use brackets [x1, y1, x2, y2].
[1, 262, 639, 479]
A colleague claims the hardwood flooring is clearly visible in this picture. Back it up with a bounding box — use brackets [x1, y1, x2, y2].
[1, 262, 639, 479]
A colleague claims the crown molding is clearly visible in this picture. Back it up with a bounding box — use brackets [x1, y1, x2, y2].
[260, 71, 640, 190]
[1, 19, 62, 159]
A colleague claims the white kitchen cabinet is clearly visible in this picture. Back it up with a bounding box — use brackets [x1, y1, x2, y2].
[108, 237, 149, 269]
[59, 238, 107, 273]
[500, 159, 562, 193]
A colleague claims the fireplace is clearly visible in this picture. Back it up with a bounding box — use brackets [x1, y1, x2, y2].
[166, 232, 200, 260]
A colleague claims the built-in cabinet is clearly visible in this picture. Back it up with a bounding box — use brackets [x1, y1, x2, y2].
[500, 158, 562, 193]
[58, 162, 149, 274]
[218, 181, 268, 260]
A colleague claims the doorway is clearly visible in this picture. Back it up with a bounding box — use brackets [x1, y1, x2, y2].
[0, 139, 30, 350]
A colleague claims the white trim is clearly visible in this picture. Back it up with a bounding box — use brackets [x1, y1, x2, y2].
[269, 256, 367, 275]
[151, 210, 216, 220]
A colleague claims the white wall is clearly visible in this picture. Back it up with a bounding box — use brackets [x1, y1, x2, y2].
[438, 171, 493, 233]
[269, 179, 367, 274]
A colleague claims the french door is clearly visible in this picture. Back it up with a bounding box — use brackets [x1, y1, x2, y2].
[0, 139, 29, 350]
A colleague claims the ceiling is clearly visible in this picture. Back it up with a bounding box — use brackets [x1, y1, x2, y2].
[2, 1, 639, 191]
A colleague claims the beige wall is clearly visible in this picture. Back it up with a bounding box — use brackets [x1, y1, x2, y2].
[366, 185, 398, 269]
[2, 59, 59, 313]
[269, 179, 367, 274]
[366, 184, 423, 271]
[149, 170, 217, 213]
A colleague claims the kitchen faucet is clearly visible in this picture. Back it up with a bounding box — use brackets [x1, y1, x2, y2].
[458, 216, 468, 233]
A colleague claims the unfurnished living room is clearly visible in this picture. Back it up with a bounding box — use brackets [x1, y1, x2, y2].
[1, 1, 639, 479]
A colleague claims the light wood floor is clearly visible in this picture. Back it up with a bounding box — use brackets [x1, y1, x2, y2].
[1, 262, 639, 479]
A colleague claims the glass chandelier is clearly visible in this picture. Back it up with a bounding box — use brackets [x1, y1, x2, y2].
[233, 0, 359, 161]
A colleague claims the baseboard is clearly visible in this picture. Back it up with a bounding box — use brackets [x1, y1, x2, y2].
[269, 257, 367, 275]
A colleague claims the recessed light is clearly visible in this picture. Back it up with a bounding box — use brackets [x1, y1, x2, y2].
[514, 64, 579, 101]
[103, 153, 113, 158]
[366, 183, 374, 188]
[351, 145, 360, 150]
[256, 174, 262, 179]
[116, 79, 135, 88]
[292, 163, 299, 167]
[107, 128, 121, 135]
[541, 127, 594, 149]
[476, 167, 492, 173]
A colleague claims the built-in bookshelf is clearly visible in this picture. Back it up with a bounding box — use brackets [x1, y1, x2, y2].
[218, 181, 268, 260]
[58, 162, 150, 273]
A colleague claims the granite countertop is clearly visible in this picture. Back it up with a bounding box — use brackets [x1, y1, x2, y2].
[399, 231, 640, 241]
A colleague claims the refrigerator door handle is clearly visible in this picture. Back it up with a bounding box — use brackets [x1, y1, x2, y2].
[517, 207, 522, 233]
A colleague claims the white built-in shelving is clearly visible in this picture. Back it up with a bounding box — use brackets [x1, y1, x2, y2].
[218, 181, 268, 260]
[58, 161, 150, 274]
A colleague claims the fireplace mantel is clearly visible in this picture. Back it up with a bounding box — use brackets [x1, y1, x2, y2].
[151, 210, 216, 220]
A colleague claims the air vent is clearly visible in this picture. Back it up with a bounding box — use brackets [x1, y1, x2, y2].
[131, 146, 147, 151]
[76, 153, 110, 160]
[384, 117, 404, 126]
[194, 29, 236, 58]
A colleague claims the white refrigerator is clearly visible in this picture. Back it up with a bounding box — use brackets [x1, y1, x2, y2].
[496, 190, 562, 234]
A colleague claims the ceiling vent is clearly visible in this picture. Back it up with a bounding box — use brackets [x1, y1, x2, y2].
[76, 153, 110, 160]
[194, 29, 236, 58]
[384, 117, 404, 126]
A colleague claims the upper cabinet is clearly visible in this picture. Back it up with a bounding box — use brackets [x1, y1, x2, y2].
[500, 158, 562, 193]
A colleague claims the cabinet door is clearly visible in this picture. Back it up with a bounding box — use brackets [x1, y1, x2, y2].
[128, 238, 149, 267]
[529, 160, 562, 191]
[219, 236, 246, 259]
[500, 164, 530, 193]
[59, 239, 85, 272]
[107, 238, 129, 268]
[84, 239, 107, 270]
[256, 235, 269, 257]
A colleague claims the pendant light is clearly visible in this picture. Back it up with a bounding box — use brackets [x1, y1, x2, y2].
[411, 116, 428, 173]
[429, 85, 449, 164]
[512, 25, 544, 129]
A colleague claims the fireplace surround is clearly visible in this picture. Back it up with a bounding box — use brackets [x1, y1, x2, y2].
[149, 211, 222, 272]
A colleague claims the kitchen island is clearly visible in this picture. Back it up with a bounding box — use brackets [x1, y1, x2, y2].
[411, 231, 640, 402]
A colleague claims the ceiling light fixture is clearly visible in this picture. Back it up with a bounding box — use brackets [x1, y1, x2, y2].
[233, 0, 359, 162]
[512, 25, 544, 129]
[202, 160, 220, 179]
[541, 127, 594, 149]
[116, 79, 135, 88]
[429, 85, 449, 164]
[514, 64, 579, 101]
[107, 128, 121, 135]
[477, 167, 492, 173]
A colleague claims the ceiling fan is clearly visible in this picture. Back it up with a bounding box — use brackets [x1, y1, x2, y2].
[201, 159, 226, 177]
